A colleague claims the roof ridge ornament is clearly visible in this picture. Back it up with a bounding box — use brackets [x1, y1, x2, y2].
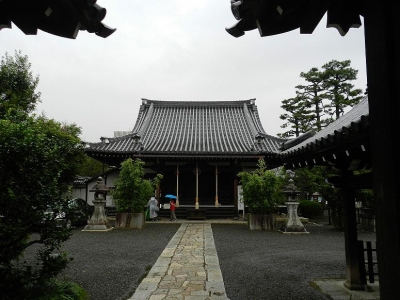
[100, 137, 110, 144]
[131, 133, 141, 143]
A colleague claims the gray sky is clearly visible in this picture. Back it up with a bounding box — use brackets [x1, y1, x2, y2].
[0, 0, 367, 142]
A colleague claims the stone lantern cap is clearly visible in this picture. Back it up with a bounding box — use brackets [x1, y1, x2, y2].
[89, 176, 110, 193]
[283, 179, 300, 194]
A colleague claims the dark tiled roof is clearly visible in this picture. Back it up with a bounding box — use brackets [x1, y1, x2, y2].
[73, 176, 92, 186]
[85, 99, 286, 157]
[277, 96, 370, 169]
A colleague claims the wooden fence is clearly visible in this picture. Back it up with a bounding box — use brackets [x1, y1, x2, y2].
[358, 240, 378, 284]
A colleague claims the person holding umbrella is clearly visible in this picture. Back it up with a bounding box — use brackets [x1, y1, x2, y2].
[169, 198, 177, 221]
[165, 194, 177, 221]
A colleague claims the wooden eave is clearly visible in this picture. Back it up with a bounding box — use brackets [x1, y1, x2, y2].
[226, 0, 363, 38]
[276, 97, 370, 171]
[0, 0, 116, 39]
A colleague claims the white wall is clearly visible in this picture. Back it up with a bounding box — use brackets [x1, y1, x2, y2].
[84, 169, 120, 207]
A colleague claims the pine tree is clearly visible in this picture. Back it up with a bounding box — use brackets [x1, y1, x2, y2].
[279, 95, 313, 138]
[321, 60, 363, 120]
[295, 67, 328, 131]
[278, 60, 364, 138]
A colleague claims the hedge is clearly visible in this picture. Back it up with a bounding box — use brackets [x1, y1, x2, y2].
[298, 200, 322, 218]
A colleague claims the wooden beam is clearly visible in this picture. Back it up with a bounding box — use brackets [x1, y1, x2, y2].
[326, 172, 373, 190]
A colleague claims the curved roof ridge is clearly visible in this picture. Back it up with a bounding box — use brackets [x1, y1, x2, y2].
[141, 98, 256, 107]
[242, 101, 259, 137]
[134, 101, 154, 137]
[131, 101, 147, 133]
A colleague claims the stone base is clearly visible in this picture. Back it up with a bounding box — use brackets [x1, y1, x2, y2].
[280, 230, 309, 234]
[276, 216, 309, 225]
[279, 225, 309, 234]
[344, 280, 371, 291]
[82, 224, 114, 232]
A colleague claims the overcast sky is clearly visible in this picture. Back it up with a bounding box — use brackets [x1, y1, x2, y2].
[0, 0, 367, 142]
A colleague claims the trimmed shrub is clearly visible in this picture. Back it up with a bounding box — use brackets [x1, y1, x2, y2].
[299, 200, 322, 218]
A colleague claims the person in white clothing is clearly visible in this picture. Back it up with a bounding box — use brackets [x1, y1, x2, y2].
[147, 197, 159, 221]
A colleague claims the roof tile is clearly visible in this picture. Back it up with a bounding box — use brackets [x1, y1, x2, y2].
[86, 99, 286, 156]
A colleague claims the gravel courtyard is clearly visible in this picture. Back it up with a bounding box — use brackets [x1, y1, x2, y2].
[53, 222, 375, 300]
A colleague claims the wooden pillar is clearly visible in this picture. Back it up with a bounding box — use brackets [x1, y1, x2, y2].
[176, 165, 179, 207]
[156, 184, 160, 202]
[195, 162, 199, 209]
[155, 159, 161, 201]
[342, 171, 364, 290]
[234, 179, 238, 212]
[215, 165, 219, 206]
[363, 1, 400, 298]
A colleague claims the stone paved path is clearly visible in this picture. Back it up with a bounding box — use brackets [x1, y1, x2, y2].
[128, 223, 229, 300]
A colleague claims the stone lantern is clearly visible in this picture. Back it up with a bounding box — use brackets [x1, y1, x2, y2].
[82, 176, 114, 232]
[280, 179, 308, 234]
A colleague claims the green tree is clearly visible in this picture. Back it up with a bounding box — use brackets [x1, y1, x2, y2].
[283, 166, 345, 229]
[320, 173, 344, 230]
[111, 158, 163, 213]
[77, 154, 111, 177]
[354, 169, 374, 209]
[279, 95, 313, 138]
[0, 110, 85, 298]
[321, 60, 363, 120]
[278, 60, 365, 230]
[0, 50, 41, 118]
[238, 159, 284, 214]
[295, 67, 328, 131]
[278, 60, 363, 138]
[290, 166, 333, 200]
[0, 51, 86, 299]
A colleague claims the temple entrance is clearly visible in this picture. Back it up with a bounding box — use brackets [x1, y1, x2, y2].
[158, 163, 235, 207]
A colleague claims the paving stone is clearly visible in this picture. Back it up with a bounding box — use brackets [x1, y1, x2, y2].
[129, 222, 378, 300]
[128, 223, 229, 300]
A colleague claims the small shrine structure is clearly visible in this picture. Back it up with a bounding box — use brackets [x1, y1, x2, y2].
[82, 177, 113, 232]
[280, 179, 308, 234]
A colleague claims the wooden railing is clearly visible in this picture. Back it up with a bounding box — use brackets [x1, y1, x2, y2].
[358, 240, 378, 284]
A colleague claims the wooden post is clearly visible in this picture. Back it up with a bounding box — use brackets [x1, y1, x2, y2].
[363, 1, 400, 298]
[215, 165, 219, 206]
[342, 171, 364, 290]
[176, 165, 179, 207]
[234, 179, 238, 213]
[195, 162, 199, 209]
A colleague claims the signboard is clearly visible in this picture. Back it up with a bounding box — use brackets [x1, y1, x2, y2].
[238, 185, 244, 211]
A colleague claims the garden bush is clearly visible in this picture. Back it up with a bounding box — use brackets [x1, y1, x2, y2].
[298, 200, 322, 218]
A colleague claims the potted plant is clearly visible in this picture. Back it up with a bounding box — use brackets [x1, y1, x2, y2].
[111, 158, 162, 229]
[238, 158, 283, 230]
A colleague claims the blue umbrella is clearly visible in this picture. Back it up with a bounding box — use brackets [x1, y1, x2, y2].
[164, 194, 177, 199]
